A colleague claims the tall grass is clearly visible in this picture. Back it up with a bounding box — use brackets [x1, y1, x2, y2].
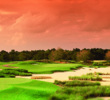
[54, 80, 100, 87]
[69, 74, 102, 81]
[50, 86, 110, 100]
[87, 72, 110, 75]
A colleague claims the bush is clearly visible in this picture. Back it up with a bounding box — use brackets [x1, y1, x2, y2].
[92, 62, 98, 66]
[54, 80, 66, 85]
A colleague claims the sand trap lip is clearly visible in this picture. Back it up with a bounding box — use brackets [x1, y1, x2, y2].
[91, 97, 110, 100]
[32, 64, 38, 65]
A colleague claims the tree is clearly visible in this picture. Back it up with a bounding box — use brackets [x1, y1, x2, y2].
[90, 48, 105, 60]
[0, 50, 10, 61]
[33, 50, 45, 60]
[71, 48, 80, 61]
[9, 50, 19, 61]
[49, 48, 65, 61]
[77, 50, 91, 63]
[105, 51, 110, 61]
[18, 51, 28, 61]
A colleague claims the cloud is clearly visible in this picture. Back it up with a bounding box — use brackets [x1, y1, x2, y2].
[10, 12, 58, 34]
[7, 32, 26, 46]
[0, 10, 16, 15]
[1, 0, 110, 33]
[0, 0, 110, 50]
[0, 26, 2, 31]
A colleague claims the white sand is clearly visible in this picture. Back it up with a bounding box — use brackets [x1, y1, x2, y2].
[15, 67, 110, 85]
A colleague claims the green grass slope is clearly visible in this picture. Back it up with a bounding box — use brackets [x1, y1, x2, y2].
[0, 78, 59, 100]
[9, 61, 84, 74]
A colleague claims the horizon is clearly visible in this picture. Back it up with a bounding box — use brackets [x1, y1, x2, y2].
[0, 0, 110, 51]
[0, 47, 110, 52]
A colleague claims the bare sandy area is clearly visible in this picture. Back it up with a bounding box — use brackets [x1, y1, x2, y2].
[101, 97, 110, 100]
[15, 67, 110, 100]
[15, 67, 110, 85]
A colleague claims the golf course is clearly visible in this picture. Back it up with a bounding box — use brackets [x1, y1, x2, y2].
[0, 60, 110, 100]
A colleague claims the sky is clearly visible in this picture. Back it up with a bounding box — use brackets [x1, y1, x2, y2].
[0, 0, 110, 51]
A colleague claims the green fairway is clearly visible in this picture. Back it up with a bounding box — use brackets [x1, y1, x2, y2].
[0, 78, 59, 100]
[5, 61, 85, 74]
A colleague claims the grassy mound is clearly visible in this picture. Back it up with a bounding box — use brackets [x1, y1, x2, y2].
[0, 78, 59, 100]
[0, 69, 32, 78]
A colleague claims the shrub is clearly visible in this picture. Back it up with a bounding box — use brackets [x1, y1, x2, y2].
[98, 62, 103, 66]
[92, 62, 98, 66]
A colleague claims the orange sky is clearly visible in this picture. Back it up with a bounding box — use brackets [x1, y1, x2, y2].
[0, 0, 110, 51]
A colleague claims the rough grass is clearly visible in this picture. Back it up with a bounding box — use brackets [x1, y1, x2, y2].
[0, 69, 32, 78]
[87, 72, 110, 75]
[0, 78, 59, 100]
[69, 74, 102, 81]
[7, 61, 85, 74]
[87, 98, 104, 100]
[50, 86, 110, 100]
[54, 80, 100, 87]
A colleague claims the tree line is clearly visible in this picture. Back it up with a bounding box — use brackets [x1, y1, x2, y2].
[0, 48, 110, 62]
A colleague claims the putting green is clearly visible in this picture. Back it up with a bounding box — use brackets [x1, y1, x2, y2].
[8, 61, 84, 74]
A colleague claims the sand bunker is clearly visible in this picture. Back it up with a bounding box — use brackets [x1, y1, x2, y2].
[16, 67, 110, 85]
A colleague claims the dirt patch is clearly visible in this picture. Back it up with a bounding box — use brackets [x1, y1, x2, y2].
[31, 76, 52, 79]
[3, 64, 19, 68]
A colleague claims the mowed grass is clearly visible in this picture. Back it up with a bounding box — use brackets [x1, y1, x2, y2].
[0, 78, 59, 100]
[8, 61, 84, 74]
[0, 62, 15, 69]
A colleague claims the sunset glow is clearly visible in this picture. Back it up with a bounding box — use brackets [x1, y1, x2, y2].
[0, 0, 110, 51]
